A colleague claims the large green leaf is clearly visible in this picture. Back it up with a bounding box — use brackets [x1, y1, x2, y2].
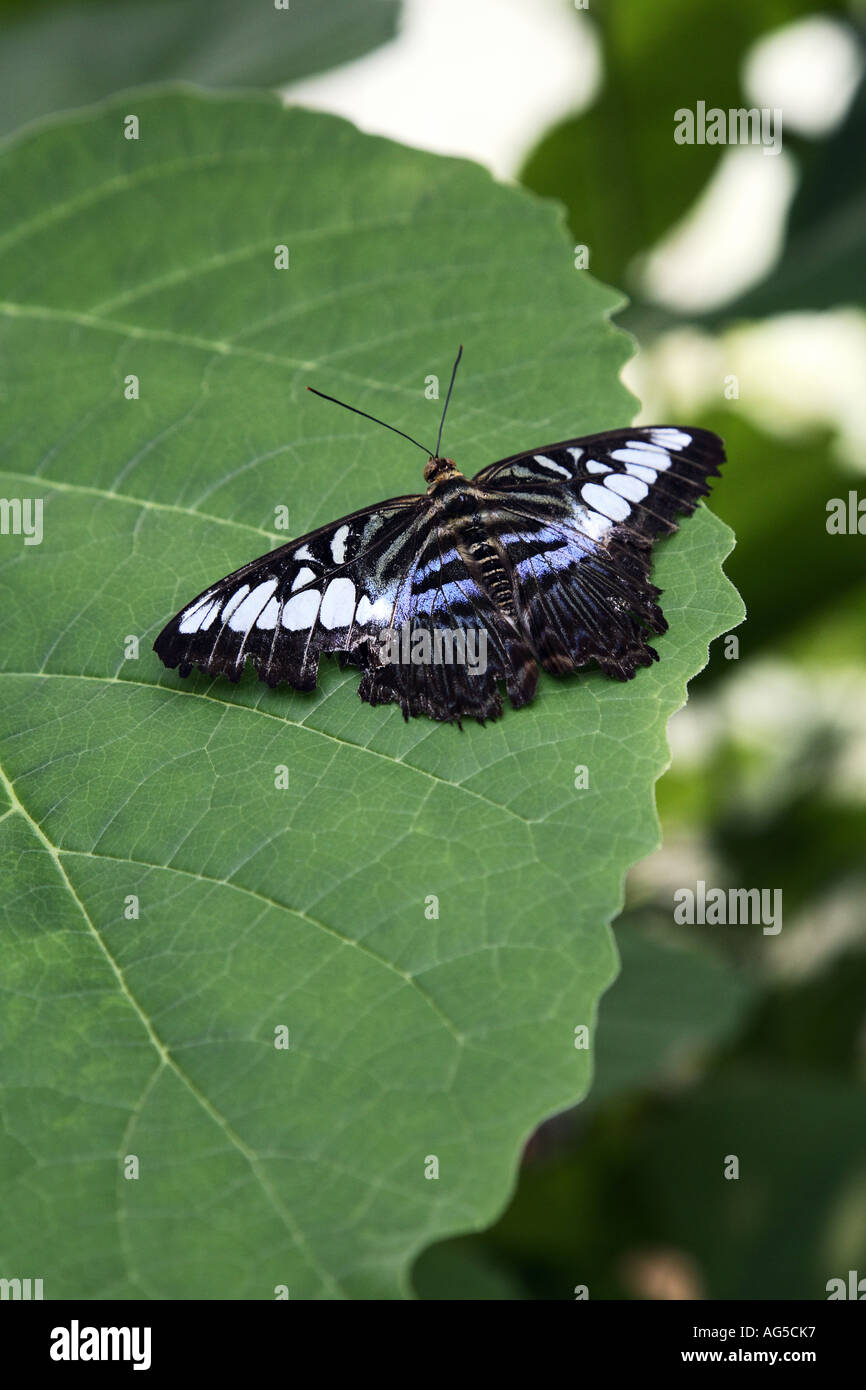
[0, 90, 741, 1299]
[0, 0, 400, 137]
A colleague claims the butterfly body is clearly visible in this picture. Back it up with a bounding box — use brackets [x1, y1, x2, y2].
[154, 392, 724, 724]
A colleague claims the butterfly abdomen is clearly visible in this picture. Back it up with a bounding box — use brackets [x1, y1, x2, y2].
[461, 528, 517, 618]
[432, 481, 516, 617]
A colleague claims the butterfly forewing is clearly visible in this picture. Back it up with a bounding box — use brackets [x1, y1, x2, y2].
[154, 495, 425, 689]
[472, 425, 722, 543]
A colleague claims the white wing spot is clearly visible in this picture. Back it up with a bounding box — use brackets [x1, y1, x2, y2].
[257, 597, 280, 630]
[220, 585, 251, 625]
[616, 445, 671, 472]
[582, 482, 631, 523]
[178, 592, 215, 634]
[320, 578, 356, 629]
[577, 508, 613, 542]
[281, 589, 321, 631]
[534, 453, 570, 478]
[650, 428, 691, 451]
[625, 438, 672, 461]
[585, 458, 612, 474]
[605, 473, 649, 503]
[331, 524, 350, 564]
[227, 580, 278, 632]
[197, 600, 221, 632]
[624, 461, 659, 484]
[291, 566, 316, 592]
[356, 593, 393, 625]
[567, 447, 584, 463]
[293, 544, 314, 561]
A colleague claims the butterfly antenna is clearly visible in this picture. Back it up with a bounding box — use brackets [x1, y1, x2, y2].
[435, 344, 463, 458]
[306, 387, 434, 457]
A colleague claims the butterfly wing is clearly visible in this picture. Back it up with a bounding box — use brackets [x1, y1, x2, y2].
[153, 494, 427, 690]
[471, 425, 724, 680]
[355, 520, 537, 723]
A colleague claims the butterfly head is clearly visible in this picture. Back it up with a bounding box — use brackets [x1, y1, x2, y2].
[424, 456, 461, 489]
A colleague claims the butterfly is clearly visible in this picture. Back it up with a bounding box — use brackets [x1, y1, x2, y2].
[154, 348, 724, 725]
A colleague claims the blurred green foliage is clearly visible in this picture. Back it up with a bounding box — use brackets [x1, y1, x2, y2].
[723, 69, 866, 318]
[520, 0, 857, 301]
[698, 412, 864, 666]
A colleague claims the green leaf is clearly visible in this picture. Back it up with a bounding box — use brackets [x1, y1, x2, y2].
[0, 90, 741, 1299]
[0, 0, 400, 137]
[412, 1241, 527, 1300]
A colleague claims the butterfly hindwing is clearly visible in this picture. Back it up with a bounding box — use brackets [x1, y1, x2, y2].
[355, 522, 537, 723]
[485, 507, 668, 680]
